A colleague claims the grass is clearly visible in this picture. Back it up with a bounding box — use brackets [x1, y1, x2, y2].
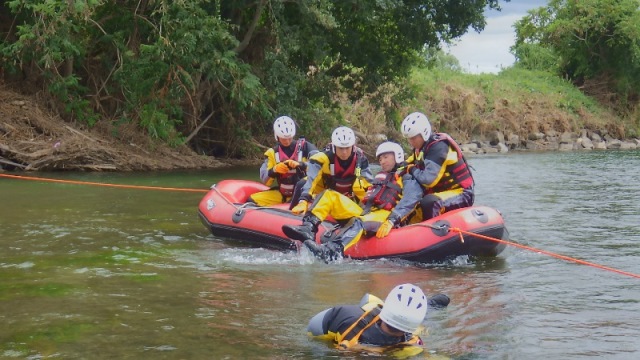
[399, 66, 634, 141]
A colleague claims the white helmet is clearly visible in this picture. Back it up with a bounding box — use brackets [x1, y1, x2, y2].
[401, 112, 431, 141]
[331, 126, 356, 148]
[273, 116, 296, 140]
[375, 141, 404, 163]
[379, 283, 428, 333]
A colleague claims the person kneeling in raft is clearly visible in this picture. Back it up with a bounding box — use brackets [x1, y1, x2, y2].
[307, 283, 450, 357]
[283, 141, 422, 262]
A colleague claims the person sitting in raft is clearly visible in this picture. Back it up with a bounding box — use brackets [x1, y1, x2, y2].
[307, 283, 450, 357]
[283, 141, 422, 262]
[247, 115, 318, 207]
[399, 111, 475, 220]
[289, 126, 373, 213]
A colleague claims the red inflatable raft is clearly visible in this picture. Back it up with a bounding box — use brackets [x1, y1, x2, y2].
[198, 180, 508, 263]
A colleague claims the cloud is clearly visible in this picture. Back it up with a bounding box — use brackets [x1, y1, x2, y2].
[445, 1, 548, 74]
[446, 14, 521, 73]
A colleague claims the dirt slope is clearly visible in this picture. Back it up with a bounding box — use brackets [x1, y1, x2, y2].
[0, 86, 226, 171]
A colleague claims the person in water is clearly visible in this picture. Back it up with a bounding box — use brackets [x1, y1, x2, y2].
[289, 126, 373, 213]
[399, 111, 475, 220]
[307, 283, 450, 356]
[248, 115, 318, 206]
[282, 141, 422, 262]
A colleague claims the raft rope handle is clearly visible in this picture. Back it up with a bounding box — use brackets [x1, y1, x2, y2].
[209, 184, 323, 220]
[209, 184, 337, 235]
[411, 222, 464, 242]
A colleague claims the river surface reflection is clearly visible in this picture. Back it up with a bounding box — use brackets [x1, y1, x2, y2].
[1, 150, 639, 359]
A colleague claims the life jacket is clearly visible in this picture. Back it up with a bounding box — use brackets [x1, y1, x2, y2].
[336, 304, 422, 354]
[361, 171, 402, 214]
[414, 133, 474, 193]
[274, 139, 306, 197]
[324, 146, 364, 197]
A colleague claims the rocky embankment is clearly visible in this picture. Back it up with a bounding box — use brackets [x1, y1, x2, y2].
[460, 130, 640, 155]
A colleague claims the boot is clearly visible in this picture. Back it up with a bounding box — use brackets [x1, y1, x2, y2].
[282, 214, 321, 242]
[303, 240, 343, 263]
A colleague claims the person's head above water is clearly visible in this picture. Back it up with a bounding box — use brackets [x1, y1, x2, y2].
[379, 283, 428, 334]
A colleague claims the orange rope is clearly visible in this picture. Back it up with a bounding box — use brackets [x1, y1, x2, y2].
[451, 227, 640, 279]
[0, 173, 208, 193]
[3, 171, 638, 278]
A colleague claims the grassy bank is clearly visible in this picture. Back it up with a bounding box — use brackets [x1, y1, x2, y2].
[363, 67, 637, 144]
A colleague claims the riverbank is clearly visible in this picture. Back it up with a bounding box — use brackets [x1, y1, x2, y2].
[2, 73, 638, 172]
[0, 86, 231, 171]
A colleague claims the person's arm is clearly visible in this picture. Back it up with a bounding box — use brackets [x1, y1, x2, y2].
[408, 141, 449, 188]
[258, 159, 271, 184]
[259, 149, 278, 186]
[307, 308, 332, 336]
[300, 152, 329, 200]
[387, 174, 423, 223]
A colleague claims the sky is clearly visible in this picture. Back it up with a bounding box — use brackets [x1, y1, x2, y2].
[445, 0, 548, 74]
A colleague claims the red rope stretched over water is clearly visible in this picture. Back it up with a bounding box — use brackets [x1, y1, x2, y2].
[0, 173, 208, 193]
[451, 227, 640, 279]
[2, 173, 638, 278]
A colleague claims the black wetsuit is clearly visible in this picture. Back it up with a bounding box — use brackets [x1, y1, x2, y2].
[308, 305, 413, 346]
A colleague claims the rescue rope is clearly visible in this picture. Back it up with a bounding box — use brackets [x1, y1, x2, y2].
[448, 226, 640, 280]
[0, 173, 208, 193]
[5, 173, 635, 278]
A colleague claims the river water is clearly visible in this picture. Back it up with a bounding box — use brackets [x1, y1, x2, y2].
[1, 150, 639, 359]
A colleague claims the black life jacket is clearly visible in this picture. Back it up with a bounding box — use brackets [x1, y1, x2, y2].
[274, 139, 305, 196]
[336, 305, 420, 351]
[361, 171, 402, 214]
[336, 306, 382, 348]
[415, 133, 474, 193]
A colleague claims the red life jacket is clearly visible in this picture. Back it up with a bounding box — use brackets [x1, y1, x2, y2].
[325, 147, 363, 196]
[361, 171, 402, 214]
[274, 139, 305, 197]
[416, 133, 474, 193]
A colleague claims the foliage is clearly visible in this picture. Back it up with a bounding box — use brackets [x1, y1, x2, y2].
[510, 43, 560, 73]
[420, 47, 463, 72]
[513, 0, 640, 111]
[0, 0, 509, 157]
[1, 0, 101, 125]
[404, 66, 630, 140]
[315, 0, 506, 89]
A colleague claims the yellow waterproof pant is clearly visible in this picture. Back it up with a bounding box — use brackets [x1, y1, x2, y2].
[248, 189, 289, 207]
[309, 190, 390, 250]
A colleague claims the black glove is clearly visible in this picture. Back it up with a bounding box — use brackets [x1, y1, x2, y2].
[427, 294, 450, 309]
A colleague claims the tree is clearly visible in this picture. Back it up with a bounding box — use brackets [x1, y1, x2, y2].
[1, 0, 508, 157]
[513, 0, 640, 109]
